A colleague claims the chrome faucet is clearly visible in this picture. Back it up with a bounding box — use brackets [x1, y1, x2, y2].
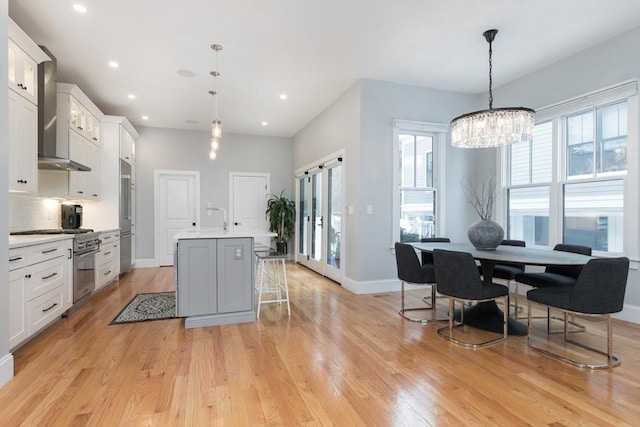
[206, 206, 228, 232]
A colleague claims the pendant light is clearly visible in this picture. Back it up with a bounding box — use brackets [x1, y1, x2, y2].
[209, 43, 223, 159]
[450, 29, 535, 148]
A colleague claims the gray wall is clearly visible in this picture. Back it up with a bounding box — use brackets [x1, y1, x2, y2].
[135, 126, 293, 261]
[293, 78, 481, 285]
[1, 0, 10, 385]
[493, 26, 640, 313]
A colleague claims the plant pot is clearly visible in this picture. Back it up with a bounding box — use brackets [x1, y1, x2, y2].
[468, 219, 504, 250]
[276, 241, 288, 255]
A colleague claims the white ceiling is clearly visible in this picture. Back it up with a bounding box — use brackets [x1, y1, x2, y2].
[8, 0, 640, 138]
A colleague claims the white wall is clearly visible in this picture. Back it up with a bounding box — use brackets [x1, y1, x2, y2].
[134, 126, 293, 262]
[1, 0, 12, 387]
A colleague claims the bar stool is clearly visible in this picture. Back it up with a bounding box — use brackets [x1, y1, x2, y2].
[255, 250, 290, 318]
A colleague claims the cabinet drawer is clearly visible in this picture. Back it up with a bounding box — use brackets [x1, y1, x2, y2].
[99, 231, 120, 245]
[9, 247, 28, 271]
[96, 259, 116, 289]
[27, 240, 71, 265]
[28, 286, 65, 336]
[26, 257, 65, 300]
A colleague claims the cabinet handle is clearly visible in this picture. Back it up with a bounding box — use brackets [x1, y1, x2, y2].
[23, 85, 28, 91]
[9, 256, 23, 262]
[105, 251, 111, 256]
[93, 194, 98, 197]
[42, 248, 58, 254]
[77, 191, 84, 194]
[104, 270, 112, 276]
[68, 248, 72, 259]
[25, 274, 31, 279]
[42, 272, 58, 280]
[42, 303, 58, 313]
[93, 137, 98, 141]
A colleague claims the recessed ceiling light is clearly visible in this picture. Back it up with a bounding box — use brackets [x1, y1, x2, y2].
[73, 4, 87, 13]
[261, 121, 268, 126]
[177, 69, 196, 78]
[142, 116, 149, 120]
[108, 61, 119, 68]
[279, 94, 287, 100]
[127, 94, 136, 100]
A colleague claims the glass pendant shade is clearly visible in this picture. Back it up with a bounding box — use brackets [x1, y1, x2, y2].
[210, 137, 220, 152]
[212, 120, 222, 138]
[450, 107, 535, 148]
[209, 149, 217, 160]
[450, 29, 535, 148]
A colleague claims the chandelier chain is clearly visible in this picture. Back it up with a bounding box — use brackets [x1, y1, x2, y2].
[488, 38, 493, 110]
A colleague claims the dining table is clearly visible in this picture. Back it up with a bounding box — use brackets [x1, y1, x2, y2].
[411, 241, 593, 336]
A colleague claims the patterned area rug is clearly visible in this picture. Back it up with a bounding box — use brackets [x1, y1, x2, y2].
[110, 292, 177, 324]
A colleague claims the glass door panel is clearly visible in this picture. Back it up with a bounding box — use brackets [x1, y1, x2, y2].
[327, 165, 341, 269]
[298, 177, 308, 257]
[310, 172, 322, 262]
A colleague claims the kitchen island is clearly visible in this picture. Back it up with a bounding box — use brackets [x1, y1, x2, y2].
[174, 229, 275, 328]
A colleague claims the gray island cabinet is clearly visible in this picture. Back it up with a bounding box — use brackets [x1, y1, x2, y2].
[174, 230, 271, 328]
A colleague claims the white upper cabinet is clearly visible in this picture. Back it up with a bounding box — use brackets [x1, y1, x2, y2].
[8, 90, 38, 192]
[8, 39, 38, 104]
[120, 127, 135, 164]
[8, 19, 50, 105]
[8, 19, 50, 194]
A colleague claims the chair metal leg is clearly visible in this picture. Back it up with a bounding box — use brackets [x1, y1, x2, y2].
[398, 281, 447, 323]
[528, 302, 620, 369]
[437, 295, 508, 348]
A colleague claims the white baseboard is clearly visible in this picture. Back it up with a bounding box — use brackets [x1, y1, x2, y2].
[133, 258, 158, 269]
[614, 304, 640, 324]
[0, 353, 14, 388]
[342, 277, 401, 294]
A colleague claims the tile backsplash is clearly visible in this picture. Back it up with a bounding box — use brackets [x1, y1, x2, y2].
[9, 194, 62, 232]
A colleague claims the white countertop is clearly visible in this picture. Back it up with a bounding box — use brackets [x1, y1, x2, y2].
[9, 234, 74, 249]
[174, 228, 276, 240]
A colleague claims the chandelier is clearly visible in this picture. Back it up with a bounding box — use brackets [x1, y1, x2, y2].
[450, 29, 535, 148]
[209, 43, 223, 159]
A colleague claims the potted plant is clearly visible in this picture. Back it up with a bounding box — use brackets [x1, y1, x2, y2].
[266, 190, 296, 254]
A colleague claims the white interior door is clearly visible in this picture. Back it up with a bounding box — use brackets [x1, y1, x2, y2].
[230, 173, 270, 247]
[154, 170, 199, 266]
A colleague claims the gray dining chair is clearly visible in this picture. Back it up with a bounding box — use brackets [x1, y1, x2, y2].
[527, 257, 629, 369]
[419, 237, 451, 306]
[515, 243, 592, 333]
[478, 239, 525, 317]
[432, 249, 509, 348]
[394, 242, 447, 323]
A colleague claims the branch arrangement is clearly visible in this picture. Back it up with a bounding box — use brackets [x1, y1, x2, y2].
[462, 177, 496, 221]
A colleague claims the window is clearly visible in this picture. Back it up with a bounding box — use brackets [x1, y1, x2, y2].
[399, 133, 435, 242]
[504, 85, 635, 254]
[506, 121, 552, 246]
[392, 120, 447, 244]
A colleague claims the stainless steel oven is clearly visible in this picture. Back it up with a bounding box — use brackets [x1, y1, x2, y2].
[73, 232, 100, 303]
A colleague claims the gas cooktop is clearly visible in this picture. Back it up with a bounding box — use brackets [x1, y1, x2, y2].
[10, 228, 95, 235]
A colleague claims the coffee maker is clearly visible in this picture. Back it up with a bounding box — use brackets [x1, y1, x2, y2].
[61, 204, 83, 229]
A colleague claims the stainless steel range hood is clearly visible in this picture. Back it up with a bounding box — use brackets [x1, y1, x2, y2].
[37, 46, 90, 172]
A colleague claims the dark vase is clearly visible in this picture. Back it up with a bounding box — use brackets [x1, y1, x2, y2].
[276, 241, 288, 254]
[468, 219, 504, 250]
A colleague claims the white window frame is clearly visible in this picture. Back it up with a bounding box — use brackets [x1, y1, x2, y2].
[392, 120, 448, 248]
[501, 80, 639, 263]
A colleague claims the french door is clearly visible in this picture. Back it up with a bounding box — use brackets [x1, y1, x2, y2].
[296, 159, 343, 283]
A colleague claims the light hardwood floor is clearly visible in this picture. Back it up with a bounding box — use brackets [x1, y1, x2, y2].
[1, 263, 639, 426]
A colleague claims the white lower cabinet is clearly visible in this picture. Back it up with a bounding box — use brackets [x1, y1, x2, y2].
[8, 238, 73, 350]
[95, 231, 120, 291]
